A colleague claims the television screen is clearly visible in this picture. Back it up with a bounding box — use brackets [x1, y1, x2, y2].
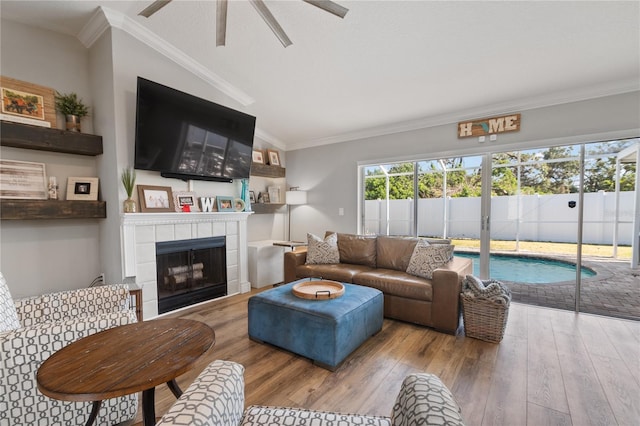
[134, 77, 256, 182]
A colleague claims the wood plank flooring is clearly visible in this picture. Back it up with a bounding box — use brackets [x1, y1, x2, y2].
[133, 288, 640, 425]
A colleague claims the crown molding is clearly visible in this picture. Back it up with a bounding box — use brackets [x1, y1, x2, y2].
[77, 7, 255, 107]
[254, 128, 287, 150]
[286, 78, 639, 151]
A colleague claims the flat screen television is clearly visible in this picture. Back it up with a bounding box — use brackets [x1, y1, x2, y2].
[134, 77, 256, 182]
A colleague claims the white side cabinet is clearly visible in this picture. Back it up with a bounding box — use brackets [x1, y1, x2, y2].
[248, 240, 286, 288]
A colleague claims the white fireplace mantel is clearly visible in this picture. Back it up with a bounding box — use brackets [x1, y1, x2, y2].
[121, 212, 252, 319]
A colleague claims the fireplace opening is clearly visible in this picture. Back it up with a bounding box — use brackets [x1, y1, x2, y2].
[156, 236, 227, 314]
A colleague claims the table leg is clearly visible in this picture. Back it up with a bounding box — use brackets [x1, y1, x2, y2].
[85, 401, 102, 426]
[167, 379, 183, 398]
[142, 387, 156, 426]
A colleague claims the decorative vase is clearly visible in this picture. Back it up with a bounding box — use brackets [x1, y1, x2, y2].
[123, 198, 137, 213]
[65, 114, 81, 132]
[241, 179, 251, 212]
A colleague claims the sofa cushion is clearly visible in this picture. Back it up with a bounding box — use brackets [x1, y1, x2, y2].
[353, 269, 433, 301]
[406, 241, 455, 279]
[241, 406, 392, 426]
[337, 233, 377, 267]
[306, 233, 340, 264]
[377, 236, 419, 271]
[295, 263, 374, 283]
[0, 272, 20, 333]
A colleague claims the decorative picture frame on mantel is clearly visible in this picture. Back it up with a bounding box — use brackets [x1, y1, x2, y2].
[137, 184, 175, 212]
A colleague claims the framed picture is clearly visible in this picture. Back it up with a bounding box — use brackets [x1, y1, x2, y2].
[267, 149, 281, 166]
[234, 198, 246, 212]
[1, 87, 45, 121]
[249, 190, 256, 203]
[268, 186, 281, 203]
[137, 185, 175, 212]
[66, 177, 99, 201]
[0, 75, 57, 127]
[0, 159, 47, 199]
[216, 195, 234, 212]
[261, 192, 271, 203]
[173, 191, 200, 212]
[252, 150, 265, 164]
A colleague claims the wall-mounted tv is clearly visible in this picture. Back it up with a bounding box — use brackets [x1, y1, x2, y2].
[134, 77, 256, 182]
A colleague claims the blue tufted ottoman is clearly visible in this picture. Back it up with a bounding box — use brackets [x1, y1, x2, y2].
[248, 280, 383, 370]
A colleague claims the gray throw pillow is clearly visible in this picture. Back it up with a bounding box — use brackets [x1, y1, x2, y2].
[406, 240, 454, 279]
[305, 233, 340, 264]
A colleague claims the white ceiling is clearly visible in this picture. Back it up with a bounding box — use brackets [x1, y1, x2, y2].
[2, 1, 639, 151]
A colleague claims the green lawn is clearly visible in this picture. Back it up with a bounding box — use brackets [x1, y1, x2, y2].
[450, 239, 632, 259]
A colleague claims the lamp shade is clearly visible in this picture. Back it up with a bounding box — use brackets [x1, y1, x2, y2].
[286, 190, 307, 205]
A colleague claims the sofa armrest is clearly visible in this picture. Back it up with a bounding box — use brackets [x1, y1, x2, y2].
[430, 257, 473, 333]
[284, 248, 308, 283]
[157, 360, 245, 426]
[391, 373, 465, 426]
[1, 310, 137, 368]
[14, 284, 131, 327]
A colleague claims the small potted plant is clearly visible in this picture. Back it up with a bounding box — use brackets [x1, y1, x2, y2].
[121, 167, 137, 213]
[54, 91, 90, 132]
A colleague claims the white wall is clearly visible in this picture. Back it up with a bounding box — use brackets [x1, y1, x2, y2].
[0, 20, 100, 297]
[286, 92, 640, 240]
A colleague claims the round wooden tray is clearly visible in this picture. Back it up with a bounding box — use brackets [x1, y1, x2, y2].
[292, 280, 345, 300]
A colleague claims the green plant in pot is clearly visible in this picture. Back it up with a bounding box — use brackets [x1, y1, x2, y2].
[54, 92, 90, 132]
[121, 167, 137, 213]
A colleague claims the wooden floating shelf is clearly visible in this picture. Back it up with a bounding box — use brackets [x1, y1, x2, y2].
[0, 200, 107, 220]
[0, 121, 103, 156]
[250, 163, 285, 178]
[250, 203, 287, 214]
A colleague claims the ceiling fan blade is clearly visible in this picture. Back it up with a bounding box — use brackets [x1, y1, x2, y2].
[216, 0, 228, 46]
[303, 0, 348, 18]
[250, 0, 292, 47]
[138, 0, 172, 18]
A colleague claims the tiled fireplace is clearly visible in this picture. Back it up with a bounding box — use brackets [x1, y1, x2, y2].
[121, 212, 251, 319]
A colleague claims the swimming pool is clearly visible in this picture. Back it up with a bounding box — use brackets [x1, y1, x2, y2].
[455, 252, 596, 284]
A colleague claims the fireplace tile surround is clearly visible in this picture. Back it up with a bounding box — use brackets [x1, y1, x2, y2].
[121, 212, 252, 319]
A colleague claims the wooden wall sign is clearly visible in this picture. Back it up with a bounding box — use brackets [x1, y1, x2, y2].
[0, 76, 57, 128]
[458, 113, 520, 138]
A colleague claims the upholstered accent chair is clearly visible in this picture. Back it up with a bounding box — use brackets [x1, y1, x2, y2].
[0, 272, 138, 425]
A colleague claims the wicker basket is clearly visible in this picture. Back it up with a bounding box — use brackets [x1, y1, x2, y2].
[460, 294, 509, 343]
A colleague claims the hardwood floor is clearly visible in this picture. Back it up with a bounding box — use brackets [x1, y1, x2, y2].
[134, 288, 640, 425]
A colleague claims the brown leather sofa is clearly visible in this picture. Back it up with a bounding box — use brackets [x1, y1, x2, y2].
[284, 233, 473, 334]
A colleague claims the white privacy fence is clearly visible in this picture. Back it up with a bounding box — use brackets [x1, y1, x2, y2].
[364, 191, 636, 245]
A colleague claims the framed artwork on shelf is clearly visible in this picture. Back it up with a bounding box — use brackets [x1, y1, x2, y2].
[137, 185, 174, 212]
[266, 149, 281, 166]
[0, 159, 48, 199]
[66, 177, 99, 201]
[216, 195, 235, 211]
[0, 75, 56, 127]
[249, 190, 256, 203]
[261, 192, 271, 203]
[252, 150, 265, 164]
[268, 186, 281, 203]
[173, 191, 200, 212]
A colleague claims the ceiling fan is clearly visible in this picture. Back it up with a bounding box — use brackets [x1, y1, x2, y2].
[138, 0, 348, 47]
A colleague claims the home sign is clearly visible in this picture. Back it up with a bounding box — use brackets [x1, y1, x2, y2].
[458, 113, 521, 138]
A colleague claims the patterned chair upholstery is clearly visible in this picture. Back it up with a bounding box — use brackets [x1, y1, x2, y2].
[156, 359, 465, 426]
[0, 272, 138, 426]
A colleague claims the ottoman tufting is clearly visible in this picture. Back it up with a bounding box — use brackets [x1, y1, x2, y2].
[248, 280, 383, 370]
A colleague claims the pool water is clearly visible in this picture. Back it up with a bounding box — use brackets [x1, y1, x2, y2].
[455, 252, 596, 284]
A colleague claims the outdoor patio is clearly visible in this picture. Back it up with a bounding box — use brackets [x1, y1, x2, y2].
[504, 257, 640, 321]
